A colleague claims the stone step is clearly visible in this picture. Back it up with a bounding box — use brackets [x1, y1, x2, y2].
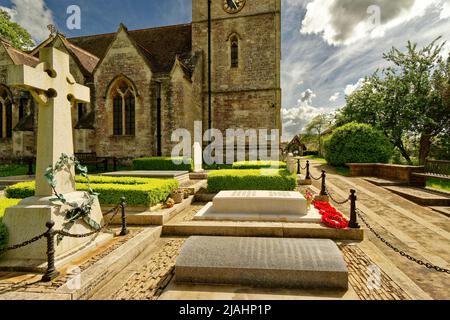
[162, 221, 364, 241]
[175, 236, 349, 290]
[364, 177, 408, 187]
[385, 186, 450, 206]
[429, 206, 450, 218]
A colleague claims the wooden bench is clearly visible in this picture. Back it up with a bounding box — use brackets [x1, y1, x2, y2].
[75, 152, 109, 172]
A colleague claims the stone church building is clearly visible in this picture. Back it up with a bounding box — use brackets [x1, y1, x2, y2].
[0, 0, 281, 160]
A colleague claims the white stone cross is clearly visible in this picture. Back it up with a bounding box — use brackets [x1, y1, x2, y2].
[8, 47, 90, 196]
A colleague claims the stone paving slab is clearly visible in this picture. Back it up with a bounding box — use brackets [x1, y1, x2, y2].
[175, 237, 349, 290]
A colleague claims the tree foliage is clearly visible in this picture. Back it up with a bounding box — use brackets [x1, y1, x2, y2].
[0, 9, 34, 50]
[323, 122, 393, 166]
[339, 38, 450, 164]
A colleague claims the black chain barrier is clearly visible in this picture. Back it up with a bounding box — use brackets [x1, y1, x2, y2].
[0, 198, 129, 281]
[357, 209, 450, 274]
[326, 186, 351, 205]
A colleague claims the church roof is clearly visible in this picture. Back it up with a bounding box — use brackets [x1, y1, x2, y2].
[0, 39, 39, 67]
[68, 23, 192, 74]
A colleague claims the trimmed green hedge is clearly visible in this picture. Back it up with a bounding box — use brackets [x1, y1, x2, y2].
[5, 177, 179, 207]
[0, 222, 7, 256]
[324, 122, 393, 167]
[232, 161, 287, 170]
[133, 157, 193, 172]
[0, 198, 21, 256]
[207, 169, 297, 193]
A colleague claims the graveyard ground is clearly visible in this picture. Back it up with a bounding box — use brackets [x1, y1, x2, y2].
[0, 161, 449, 300]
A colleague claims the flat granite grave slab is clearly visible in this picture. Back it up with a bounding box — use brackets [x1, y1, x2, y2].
[176, 236, 348, 290]
[101, 171, 189, 183]
[213, 191, 308, 215]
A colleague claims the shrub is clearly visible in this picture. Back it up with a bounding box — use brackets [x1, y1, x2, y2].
[207, 169, 297, 193]
[323, 123, 393, 167]
[232, 161, 287, 170]
[5, 178, 179, 207]
[0, 198, 21, 257]
[0, 222, 7, 256]
[0, 198, 22, 219]
[133, 157, 193, 172]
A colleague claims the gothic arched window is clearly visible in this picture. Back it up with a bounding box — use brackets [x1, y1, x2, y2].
[0, 86, 13, 139]
[111, 78, 136, 136]
[230, 36, 239, 68]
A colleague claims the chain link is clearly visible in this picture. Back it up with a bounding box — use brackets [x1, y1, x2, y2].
[2, 232, 47, 254]
[309, 172, 322, 181]
[0, 204, 122, 256]
[326, 187, 351, 205]
[357, 209, 450, 275]
[57, 205, 121, 239]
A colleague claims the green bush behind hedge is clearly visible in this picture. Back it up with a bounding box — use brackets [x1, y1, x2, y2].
[133, 157, 193, 172]
[5, 178, 178, 207]
[232, 161, 287, 170]
[323, 122, 393, 167]
[0, 199, 21, 256]
[207, 169, 297, 193]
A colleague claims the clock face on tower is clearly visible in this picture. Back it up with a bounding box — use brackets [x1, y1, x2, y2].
[223, 0, 246, 14]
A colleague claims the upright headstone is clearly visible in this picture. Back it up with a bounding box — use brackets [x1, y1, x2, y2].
[286, 153, 296, 174]
[1, 46, 105, 267]
[193, 121, 203, 172]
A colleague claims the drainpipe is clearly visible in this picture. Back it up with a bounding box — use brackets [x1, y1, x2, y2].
[208, 0, 212, 137]
[156, 82, 162, 156]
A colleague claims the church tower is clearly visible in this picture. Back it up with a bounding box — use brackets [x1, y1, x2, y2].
[192, 0, 282, 136]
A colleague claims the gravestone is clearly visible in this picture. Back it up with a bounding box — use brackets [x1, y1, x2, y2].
[176, 236, 348, 290]
[1, 46, 105, 268]
[214, 191, 307, 215]
[193, 141, 203, 173]
[193, 190, 321, 223]
[286, 153, 296, 174]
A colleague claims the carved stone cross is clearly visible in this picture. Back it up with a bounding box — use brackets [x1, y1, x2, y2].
[8, 47, 90, 196]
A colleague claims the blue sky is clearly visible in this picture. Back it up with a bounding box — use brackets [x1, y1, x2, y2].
[1, 0, 450, 140]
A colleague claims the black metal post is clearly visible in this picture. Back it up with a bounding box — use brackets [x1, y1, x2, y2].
[349, 189, 360, 229]
[320, 170, 328, 196]
[113, 157, 118, 172]
[27, 158, 34, 176]
[297, 159, 301, 175]
[305, 160, 311, 180]
[156, 82, 162, 157]
[120, 197, 129, 236]
[42, 221, 59, 282]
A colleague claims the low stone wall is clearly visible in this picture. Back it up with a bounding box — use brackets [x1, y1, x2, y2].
[346, 163, 426, 187]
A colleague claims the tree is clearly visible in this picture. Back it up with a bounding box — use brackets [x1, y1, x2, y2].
[340, 38, 450, 164]
[323, 123, 393, 166]
[305, 114, 333, 156]
[0, 9, 34, 50]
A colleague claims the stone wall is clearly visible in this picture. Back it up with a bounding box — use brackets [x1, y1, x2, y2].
[192, 0, 282, 136]
[93, 27, 154, 158]
[347, 163, 426, 187]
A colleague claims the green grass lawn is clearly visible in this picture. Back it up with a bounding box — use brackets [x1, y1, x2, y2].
[301, 155, 327, 164]
[427, 179, 450, 192]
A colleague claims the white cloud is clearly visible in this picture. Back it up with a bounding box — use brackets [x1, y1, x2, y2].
[300, 88, 316, 103]
[282, 89, 326, 140]
[441, 1, 450, 19]
[300, 0, 443, 46]
[0, 0, 55, 44]
[329, 92, 340, 102]
[345, 78, 366, 96]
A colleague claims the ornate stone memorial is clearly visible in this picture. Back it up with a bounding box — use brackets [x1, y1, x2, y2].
[0, 46, 106, 269]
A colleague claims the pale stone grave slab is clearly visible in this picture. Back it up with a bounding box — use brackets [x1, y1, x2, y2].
[1, 46, 108, 270]
[176, 236, 348, 290]
[101, 170, 189, 183]
[193, 191, 321, 223]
